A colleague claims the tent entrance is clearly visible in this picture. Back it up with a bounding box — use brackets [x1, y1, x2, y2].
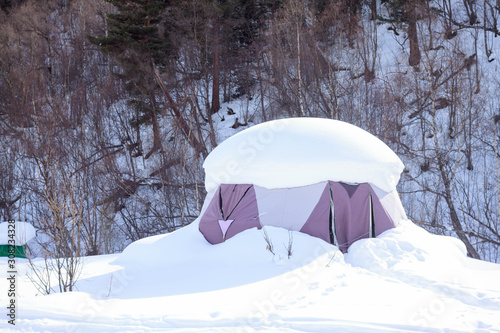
[301, 181, 395, 253]
[328, 184, 338, 247]
[199, 184, 261, 244]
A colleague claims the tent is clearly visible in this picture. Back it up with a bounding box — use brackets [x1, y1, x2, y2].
[0, 221, 36, 258]
[199, 118, 407, 252]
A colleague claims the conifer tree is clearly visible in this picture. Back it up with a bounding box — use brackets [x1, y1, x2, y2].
[89, 0, 208, 157]
[215, 0, 276, 102]
[88, 0, 169, 156]
[90, 0, 171, 67]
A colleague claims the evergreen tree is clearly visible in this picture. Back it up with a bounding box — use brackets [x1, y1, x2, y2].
[214, 0, 278, 101]
[90, 0, 172, 67]
[220, 0, 272, 99]
[89, 0, 211, 158]
[88, 0, 174, 102]
[89, 0, 172, 156]
[172, 0, 277, 109]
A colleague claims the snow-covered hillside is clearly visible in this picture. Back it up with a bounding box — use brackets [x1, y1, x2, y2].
[1, 220, 499, 332]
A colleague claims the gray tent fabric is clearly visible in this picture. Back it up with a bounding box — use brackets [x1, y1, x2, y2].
[199, 181, 397, 251]
[199, 184, 261, 244]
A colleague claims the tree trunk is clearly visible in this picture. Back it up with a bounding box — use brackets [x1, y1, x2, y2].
[153, 67, 208, 158]
[440, 165, 481, 259]
[146, 108, 161, 159]
[407, 6, 421, 67]
[146, 91, 162, 159]
[370, 0, 377, 20]
[211, 20, 221, 115]
[296, 20, 305, 116]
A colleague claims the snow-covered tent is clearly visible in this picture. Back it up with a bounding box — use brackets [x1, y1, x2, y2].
[0, 221, 36, 258]
[199, 118, 407, 252]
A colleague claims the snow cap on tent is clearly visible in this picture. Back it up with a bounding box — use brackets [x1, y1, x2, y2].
[203, 118, 404, 193]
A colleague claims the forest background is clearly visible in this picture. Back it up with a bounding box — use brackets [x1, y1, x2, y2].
[1, 0, 499, 265]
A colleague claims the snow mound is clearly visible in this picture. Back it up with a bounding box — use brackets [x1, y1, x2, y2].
[112, 221, 340, 297]
[204, 118, 404, 193]
[345, 221, 469, 282]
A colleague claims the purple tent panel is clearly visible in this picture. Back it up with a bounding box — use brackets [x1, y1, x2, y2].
[199, 184, 261, 244]
[300, 181, 396, 253]
[299, 184, 331, 243]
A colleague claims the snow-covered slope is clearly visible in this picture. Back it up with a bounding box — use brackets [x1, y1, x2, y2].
[2, 221, 499, 332]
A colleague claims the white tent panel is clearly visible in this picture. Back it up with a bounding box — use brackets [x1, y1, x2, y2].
[371, 185, 407, 226]
[255, 181, 327, 230]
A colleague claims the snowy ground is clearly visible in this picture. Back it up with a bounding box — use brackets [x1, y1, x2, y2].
[1, 220, 499, 333]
